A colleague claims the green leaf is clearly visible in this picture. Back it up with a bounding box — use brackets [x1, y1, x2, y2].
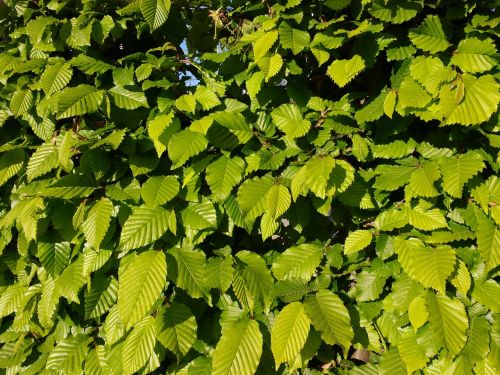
[168, 129, 208, 169]
[462, 316, 490, 363]
[476, 212, 500, 272]
[440, 74, 500, 126]
[253, 30, 278, 61]
[370, 0, 421, 24]
[212, 318, 262, 375]
[85, 346, 110, 375]
[410, 56, 453, 95]
[233, 251, 273, 312]
[156, 303, 197, 358]
[82, 198, 113, 249]
[122, 316, 157, 375]
[344, 230, 372, 255]
[303, 290, 353, 350]
[10, 90, 33, 117]
[409, 161, 440, 197]
[41, 62, 73, 96]
[147, 113, 181, 157]
[426, 293, 468, 356]
[141, 175, 179, 207]
[109, 86, 149, 109]
[279, 22, 310, 54]
[266, 184, 291, 219]
[181, 199, 217, 230]
[352, 271, 387, 302]
[119, 206, 171, 253]
[439, 151, 484, 197]
[46, 334, 90, 374]
[396, 77, 432, 111]
[26, 141, 59, 181]
[84, 275, 118, 320]
[374, 209, 408, 232]
[118, 250, 166, 329]
[271, 302, 310, 368]
[170, 247, 209, 298]
[237, 175, 274, 220]
[261, 53, 283, 81]
[193, 85, 221, 110]
[409, 15, 450, 53]
[38, 241, 71, 277]
[327, 55, 365, 87]
[383, 90, 396, 118]
[408, 296, 428, 331]
[141, 0, 171, 30]
[42, 173, 97, 199]
[271, 104, 310, 139]
[55, 85, 104, 119]
[451, 37, 497, 73]
[450, 260, 471, 296]
[272, 243, 323, 281]
[206, 155, 245, 201]
[396, 239, 456, 294]
[406, 205, 447, 231]
[0, 149, 25, 187]
[397, 328, 428, 373]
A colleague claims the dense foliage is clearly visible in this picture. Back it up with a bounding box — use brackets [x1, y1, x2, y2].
[0, 0, 499, 373]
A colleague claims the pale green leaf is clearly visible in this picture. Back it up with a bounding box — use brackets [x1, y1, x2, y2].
[46, 334, 90, 374]
[409, 15, 450, 53]
[266, 184, 291, 219]
[440, 74, 500, 126]
[147, 113, 180, 157]
[109, 86, 149, 109]
[237, 175, 274, 219]
[170, 247, 209, 298]
[344, 230, 372, 255]
[122, 316, 156, 375]
[383, 90, 396, 118]
[212, 318, 262, 375]
[10, 90, 33, 117]
[181, 199, 217, 230]
[406, 205, 447, 231]
[476, 212, 500, 272]
[55, 85, 104, 119]
[41, 62, 73, 96]
[119, 206, 171, 252]
[141, 0, 171, 30]
[272, 243, 323, 281]
[427, 293, 468, 356]
[85, 346, 110, 375]
[0, 149, 25, 188]
[82, 198, 113, 249]
[253, 30, 278, 61]
[408, 296, 428, 331]
[26, 141, 59, 181]
[206, 155, 245, 201]
[409, 161, 440, 197]
[156, 303, 197, 358]
[451, 37, 497, 73]
[141, 175, 179, 207]
[439, 151, 484, 197]
[271, 302, 310, 368]
[396, 240, 456, 294]
[118, 250, 166, 329]
[279, 22, 310, 54]
[271, 103, 310, 139]
[168, 129, 208, 169]
[303, 289, 353, 350]
[327, 55, 365, 87]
